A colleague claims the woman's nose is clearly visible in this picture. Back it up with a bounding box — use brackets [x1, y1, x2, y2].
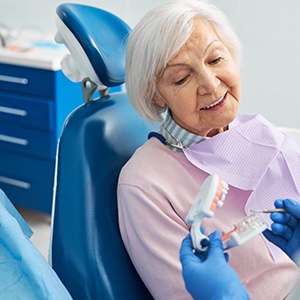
[197, 70, 220, 95]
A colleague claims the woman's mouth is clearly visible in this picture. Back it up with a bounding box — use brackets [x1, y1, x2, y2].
[200, 93, 227, 110]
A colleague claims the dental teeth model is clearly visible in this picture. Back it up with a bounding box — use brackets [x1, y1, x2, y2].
[186, 174, 267, 251]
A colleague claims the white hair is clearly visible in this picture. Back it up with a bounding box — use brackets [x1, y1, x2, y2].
[125, 0, 242, 122]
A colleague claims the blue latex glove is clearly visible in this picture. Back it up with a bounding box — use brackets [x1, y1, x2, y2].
[263, 199, 300, 266]
[180, 231, 250, 300]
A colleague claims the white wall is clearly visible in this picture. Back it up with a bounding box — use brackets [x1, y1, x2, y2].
[0, 0, 299, 128]
[211, 0, 300, 129]
[0, 0, 163, 32]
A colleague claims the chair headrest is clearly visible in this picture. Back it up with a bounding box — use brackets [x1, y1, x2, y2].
[55, 3, 131, 88]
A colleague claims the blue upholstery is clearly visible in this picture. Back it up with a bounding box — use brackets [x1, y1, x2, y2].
[50, 4, 154, 299]
[56, 3, 130, 86]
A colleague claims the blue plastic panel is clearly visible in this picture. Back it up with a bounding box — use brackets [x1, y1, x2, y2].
[0, 122, 56, 159]
[0, 63, 55, 98]
[0, 91, 54, 130]
[0, 151, 54, 214]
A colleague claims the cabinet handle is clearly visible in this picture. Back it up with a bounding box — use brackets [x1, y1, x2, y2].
[0, 175, 30, 189]
[0, 74, 28, 85]
[0, 106, 27, 116]
[0, 134, 28, 145]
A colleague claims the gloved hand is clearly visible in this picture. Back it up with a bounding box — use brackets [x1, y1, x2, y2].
[263, 199, 300, 266]
[180, 230, 250, 300]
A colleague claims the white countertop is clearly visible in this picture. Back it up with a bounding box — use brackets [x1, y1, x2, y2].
[0, 40, 68, 71]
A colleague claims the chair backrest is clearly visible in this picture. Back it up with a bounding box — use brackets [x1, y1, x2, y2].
[50, 4, 153, 299]
[51, 93, 153, 299]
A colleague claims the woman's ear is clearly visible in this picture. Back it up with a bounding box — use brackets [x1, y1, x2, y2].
[153, 93, 165, 108]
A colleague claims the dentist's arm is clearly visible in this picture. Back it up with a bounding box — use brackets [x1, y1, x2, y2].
[180, 231, 250, 300]
[263, 199, 300, 266]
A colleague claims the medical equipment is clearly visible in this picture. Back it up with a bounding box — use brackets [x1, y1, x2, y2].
[222, 214, 267, 250]
[186, 174, 228, 251]
[249, 208, 286, 213]
[50, 4, 153, 299]
[186, 174, 267, 252]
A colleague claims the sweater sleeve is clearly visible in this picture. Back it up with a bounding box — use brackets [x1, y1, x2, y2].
[118, 183, 193, 300]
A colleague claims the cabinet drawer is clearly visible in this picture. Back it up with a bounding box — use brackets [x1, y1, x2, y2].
[0, 63, 55, 98]
[0, 92, 54, 130]
[0, 152, 54, 214]
[0, 122, 56, 159]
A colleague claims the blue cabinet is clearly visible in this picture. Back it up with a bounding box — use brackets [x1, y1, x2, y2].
[0, 61, 83, 214]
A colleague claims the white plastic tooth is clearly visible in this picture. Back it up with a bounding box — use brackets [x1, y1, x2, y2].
[218, 200, 224, 208]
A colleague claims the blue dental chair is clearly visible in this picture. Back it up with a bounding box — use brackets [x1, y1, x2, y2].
[50, 4, 153, 299]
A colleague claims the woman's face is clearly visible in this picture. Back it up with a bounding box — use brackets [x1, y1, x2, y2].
[154, 18, 241, 137]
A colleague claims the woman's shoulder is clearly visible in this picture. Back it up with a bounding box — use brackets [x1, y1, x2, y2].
[118, 137, 191, 185]
[121, 138, 179, 172]
[117, 137, 204, 215]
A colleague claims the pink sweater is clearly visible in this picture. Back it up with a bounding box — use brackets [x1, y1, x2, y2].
[118, 138, 299, 299]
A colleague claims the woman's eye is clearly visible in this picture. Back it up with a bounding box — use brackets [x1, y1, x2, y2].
[209, 57, 224, 65]
[175, 76, 188, 85]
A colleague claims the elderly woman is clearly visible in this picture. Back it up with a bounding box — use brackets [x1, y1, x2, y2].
[117, 0, 300, 299]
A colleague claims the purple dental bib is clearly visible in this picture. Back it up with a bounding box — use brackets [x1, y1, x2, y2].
[183, 114, 300, 259]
